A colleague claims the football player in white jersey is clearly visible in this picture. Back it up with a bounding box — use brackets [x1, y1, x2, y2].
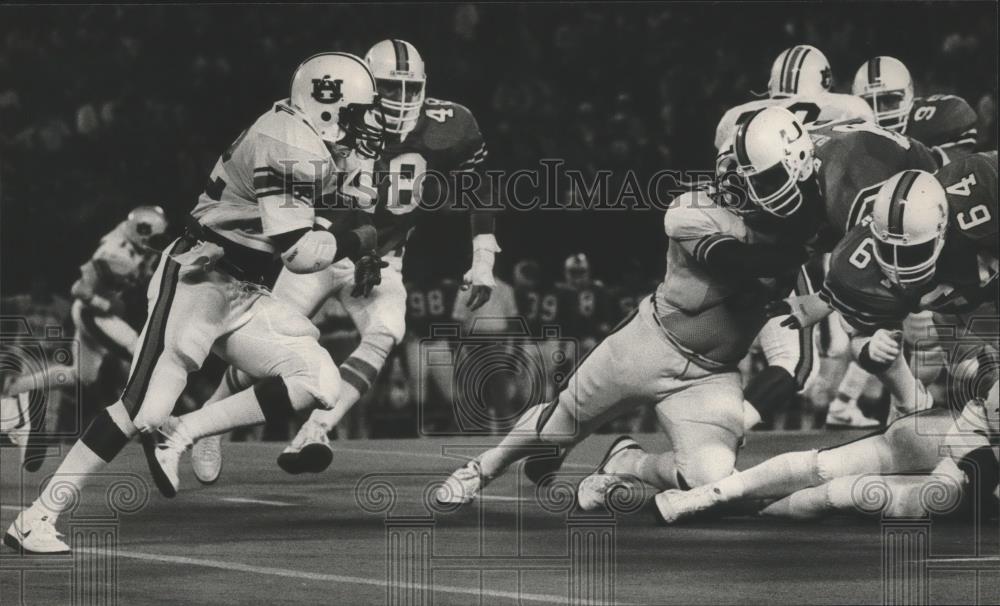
[715, 45, 874, 151]
[438, 110, 815, 509]
[3, 206, 168, 401]
[4, 53, 386, 555]
[181, 39, 500, 483]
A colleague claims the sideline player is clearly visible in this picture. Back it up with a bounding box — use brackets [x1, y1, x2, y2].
[173, 39, 499, 481]
[4, 53, 386, 554]
[656, 169, 998, 522]
[438, 119, 813, 505]
[3, 207, 168, 401]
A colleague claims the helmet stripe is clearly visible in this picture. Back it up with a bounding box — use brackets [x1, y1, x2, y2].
[391, 39, 410, 72]
[734, 116, 753, 168]
[868, 57, 881, 86]
[791, 47, 811, 93]
[888, 170, 919, 236]
[778, 48, 794, 94]
[783, 46, 804, 93]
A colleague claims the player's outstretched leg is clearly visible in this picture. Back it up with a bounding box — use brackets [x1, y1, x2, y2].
[653, 408, 954, 524]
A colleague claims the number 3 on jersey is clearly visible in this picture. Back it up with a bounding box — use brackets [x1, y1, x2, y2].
[386, 153, 427, 214]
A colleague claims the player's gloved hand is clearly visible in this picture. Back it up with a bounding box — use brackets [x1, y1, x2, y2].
[351, 251, 389, 298]
[867, 329, 903, 365]
[462, 234, 502, 310]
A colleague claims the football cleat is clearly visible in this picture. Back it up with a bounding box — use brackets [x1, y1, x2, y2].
[276, 420, 333, 475]
[4, 508, 70, 555]
[576, 436, 642, 511]
[825, 400, 880, 429]
[142, 417, 191, 498]
[191, 434, 223, 485]
[653, 485, 723, 525]
[436, 459, 485, 505]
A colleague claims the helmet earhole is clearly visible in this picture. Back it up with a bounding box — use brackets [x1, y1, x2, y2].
[799, 151, 805, 159]
[320, 111, 332, 122]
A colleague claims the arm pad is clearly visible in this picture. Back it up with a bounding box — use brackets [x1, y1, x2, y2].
[281, 229, 338, 274]
[703, 239, 806, 278]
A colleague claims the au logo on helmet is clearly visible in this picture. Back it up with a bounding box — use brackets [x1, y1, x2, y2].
[311, 76, 344, 104]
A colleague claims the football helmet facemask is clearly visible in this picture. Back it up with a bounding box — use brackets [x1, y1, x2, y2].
[852, 56, 914, 134]
[768, 45, 833, 97]
[290, 52, 386, 159]
[733, 107, 816, 218]
[869, 170, 948, 288]
[365, 39, 426, 136]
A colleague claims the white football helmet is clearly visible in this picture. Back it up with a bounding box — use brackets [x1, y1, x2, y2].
[733, 106, 816, 217]
[767, 45, 832, 97]
[869, 170, 948, 287]
[852, 56, 914, 134]
[290, 52, 385, 157]
[365, 39, 426, 136]
[125, 205, 168, 249]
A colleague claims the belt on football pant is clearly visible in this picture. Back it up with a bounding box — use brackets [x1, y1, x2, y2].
[182, 216, 274, 285]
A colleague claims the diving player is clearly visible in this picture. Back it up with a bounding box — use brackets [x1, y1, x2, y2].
[853, 56, 979, 166]
[655, 168, 998, 523]
[176, 39, 499, 481]
[715, 44, 874, 151]
[439, 111, 812, 507]
[4, 52, 386, 554]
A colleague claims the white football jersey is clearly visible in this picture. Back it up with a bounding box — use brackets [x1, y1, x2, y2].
[715, 92, 875, 151]
[191, 100, 341, 253]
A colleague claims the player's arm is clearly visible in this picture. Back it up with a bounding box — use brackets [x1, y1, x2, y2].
[452, 106, 500, 310]
[665, 191, 808, 280]
[70, 260, 113, 312]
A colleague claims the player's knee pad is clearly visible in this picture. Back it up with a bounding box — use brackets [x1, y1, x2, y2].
[535, 400, 577, 447]
[675, 446, 737, 488]
[282, 349, 340, 410]
[743, 366, 798, 414]
[81, 403, 137, 463]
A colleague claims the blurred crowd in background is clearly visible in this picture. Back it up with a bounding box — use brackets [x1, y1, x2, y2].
[1, 3, 997, 440]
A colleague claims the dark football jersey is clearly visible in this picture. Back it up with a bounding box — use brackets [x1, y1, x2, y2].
[823, 154, 999, 333]
[821, 225, 915, 332]
[514, 283, 563, 336]
[937, 151, 999, 257]
[554, 281, 614, 340]
[907, 95, 978, 155]
[404, 277, 461, 339]
[810, 120, 939, 243]
[325, 98, 486, 258]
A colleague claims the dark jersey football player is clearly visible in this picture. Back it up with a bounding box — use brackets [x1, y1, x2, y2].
[730, 106, 939, 426]
[853, 56, 979, 167]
